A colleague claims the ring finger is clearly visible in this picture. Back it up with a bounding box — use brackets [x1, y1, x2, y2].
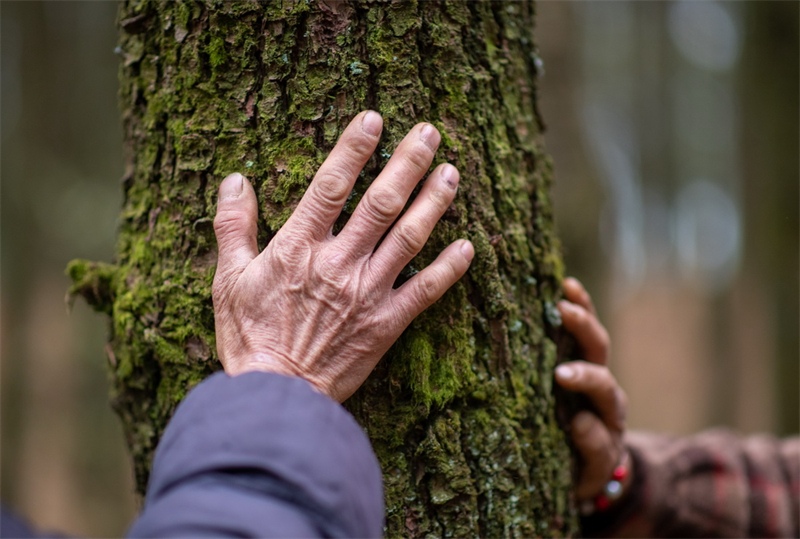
[369, 163, 459, 282]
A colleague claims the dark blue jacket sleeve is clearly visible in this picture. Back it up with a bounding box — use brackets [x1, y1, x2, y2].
[127, 371, 384, 538]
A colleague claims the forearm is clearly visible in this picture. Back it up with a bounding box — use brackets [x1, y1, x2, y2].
[583, 429, 800, 538]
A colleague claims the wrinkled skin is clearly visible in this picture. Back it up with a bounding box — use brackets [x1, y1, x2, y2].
[212, 111, 474, 402]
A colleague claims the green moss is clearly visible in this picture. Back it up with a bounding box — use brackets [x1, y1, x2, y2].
[174, 0, 191, 30]
[65, 259, 118, 315]
[207, 35, 227, 70]
[400, 330, 435, 403]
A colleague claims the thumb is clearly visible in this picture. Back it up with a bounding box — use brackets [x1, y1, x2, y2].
[213, 173, 259, 279]
[571, 411, 616, 500]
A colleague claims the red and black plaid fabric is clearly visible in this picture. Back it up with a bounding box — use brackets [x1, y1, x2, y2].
[582, 429, 800, 538]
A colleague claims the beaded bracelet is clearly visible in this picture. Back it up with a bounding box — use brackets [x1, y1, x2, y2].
[580, 457, 629, 516]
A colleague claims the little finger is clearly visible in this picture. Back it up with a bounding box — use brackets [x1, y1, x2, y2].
[390, 239, 473, 326]
[571, 411, 618, 500]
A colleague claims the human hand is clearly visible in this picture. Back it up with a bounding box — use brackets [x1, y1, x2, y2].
[554, 278, 630, 503]
[212, 111, 474, 402]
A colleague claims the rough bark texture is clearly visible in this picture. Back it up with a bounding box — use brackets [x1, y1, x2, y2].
[68, 1, 576, 536]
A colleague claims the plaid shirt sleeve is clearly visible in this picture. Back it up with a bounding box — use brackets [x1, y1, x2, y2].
[582, 429, 800, 538]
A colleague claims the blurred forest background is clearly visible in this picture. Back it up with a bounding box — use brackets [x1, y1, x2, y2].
[1, 1, 797, 536]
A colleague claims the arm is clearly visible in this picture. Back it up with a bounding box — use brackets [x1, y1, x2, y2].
[556, 278, 800, 538]
[610, 430, 800, 538]
[129, 111, 473, 537]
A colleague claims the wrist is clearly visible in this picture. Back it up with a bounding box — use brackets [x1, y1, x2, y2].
[226, 352, 330, 397]
[581, 450, 634, 516]
[225, 351, 296, 377]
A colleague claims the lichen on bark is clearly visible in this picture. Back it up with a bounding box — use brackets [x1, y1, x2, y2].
[70, 1, 577, 536]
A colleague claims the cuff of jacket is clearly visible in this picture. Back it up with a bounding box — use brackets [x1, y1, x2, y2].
[128, 371, 384, 538]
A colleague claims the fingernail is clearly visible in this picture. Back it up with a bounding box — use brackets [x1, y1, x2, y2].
[555, 364, 575, 380]
[362, 110, 383, 137]
[440, 164, 458, 189]
[460, 240, 474, 262]
[220, 173, 244, 200]
[420, 123, 440, 150]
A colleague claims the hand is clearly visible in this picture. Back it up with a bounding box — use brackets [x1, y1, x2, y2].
[212, 111, 474, 402]
[555, 278, 629, 502]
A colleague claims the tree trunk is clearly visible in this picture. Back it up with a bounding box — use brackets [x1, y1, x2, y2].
[68, 1, 576, 536]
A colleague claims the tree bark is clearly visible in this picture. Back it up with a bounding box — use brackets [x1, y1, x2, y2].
[69, 1, 576, 536]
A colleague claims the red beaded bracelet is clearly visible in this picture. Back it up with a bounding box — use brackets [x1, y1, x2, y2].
[580, 458, 629, 516]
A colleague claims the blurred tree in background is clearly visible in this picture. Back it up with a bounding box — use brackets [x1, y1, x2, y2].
[1, 2, 136, 536]
[539, 1, 798, 436]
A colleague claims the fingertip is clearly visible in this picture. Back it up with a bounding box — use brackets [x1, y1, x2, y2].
[555, 363, 577, 383]
[419, 122, 441, 151]
[563, 276, 581, 290]
[361, 110, 383, 137]
[459, 239, 474, 263]
[558, 299, 578, 315]
[438, 163, 460, 190]
[219, 172, 245, 200]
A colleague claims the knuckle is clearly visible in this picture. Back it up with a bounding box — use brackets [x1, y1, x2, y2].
[416, 271, 442, 304]
[362, 188, 404, 225]
[595, 365, 611, 386]
[313, 170, 350, 207]
[578, 288, 591, 306]
[600, 372, 618, 401]
[597, 323, 610, 343]
[617, 388, 628, 410]
[339, 125, 374, 154]
[348, 130, 376, 157]
[391, 222, 425, 257]
[403, 143, 434, 173]
[316, 251, 349, 281]
[570, 306, 588, 326]
[269, 234, 312, 272]
[214, 208, 246, 238]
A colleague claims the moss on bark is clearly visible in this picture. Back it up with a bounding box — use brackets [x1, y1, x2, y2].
[70, 1, 577, 536]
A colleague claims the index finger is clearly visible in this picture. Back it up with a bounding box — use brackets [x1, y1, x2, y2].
[285, 110, 383, 240]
